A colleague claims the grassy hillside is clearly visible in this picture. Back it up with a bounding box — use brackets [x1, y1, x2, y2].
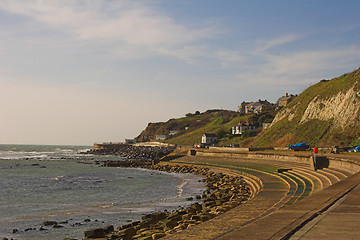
[136, 110, 275, 146]
[136, 68, 360, 148]
[254, 67, 360, 147]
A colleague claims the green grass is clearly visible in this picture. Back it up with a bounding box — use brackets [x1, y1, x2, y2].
[254, 67, 360, 147]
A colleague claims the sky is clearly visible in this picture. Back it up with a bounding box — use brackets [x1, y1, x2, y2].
[1, 0, 360, 145]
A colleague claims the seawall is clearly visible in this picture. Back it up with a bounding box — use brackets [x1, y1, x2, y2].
[190, 147, 360, 174]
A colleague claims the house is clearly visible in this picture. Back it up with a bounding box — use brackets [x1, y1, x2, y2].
[277, 93, 296, 107]
[201, 133, 217, 145]
[156, 135, 170, 141]
[169, 130, 179, 136]
[238, 100, 272, 114]
[262, 123, 272, 130]
[232, 123, 256, 135]
[237, 101, 251, 113]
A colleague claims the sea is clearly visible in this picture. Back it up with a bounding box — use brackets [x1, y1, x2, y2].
[0, 144, 205, 240]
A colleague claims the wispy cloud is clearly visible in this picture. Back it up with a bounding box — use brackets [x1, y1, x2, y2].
[255, 34, 299, 53]
[238, 45, 360, 89]
[0, 0, 217, 60]
[217, 50, 246, 68]
[263, 46, 360, 79]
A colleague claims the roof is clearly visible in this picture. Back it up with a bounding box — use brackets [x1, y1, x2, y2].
[278, 94, 296, 102]
[203, 133, 217, 137]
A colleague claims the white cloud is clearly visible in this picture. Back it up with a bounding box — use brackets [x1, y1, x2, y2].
[0, 0, 216, 60]
[255, 34, 299, 53]
[236, 45, 360, 91]
[263, 46, 360, 79]
[154, 45, 208, 63]
[217, 50, 246, 68]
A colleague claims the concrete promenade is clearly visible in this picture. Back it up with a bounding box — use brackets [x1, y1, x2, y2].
[219, 171, 360, 240]
[164, 151, 360, 240]
[291, 180, 360, 240]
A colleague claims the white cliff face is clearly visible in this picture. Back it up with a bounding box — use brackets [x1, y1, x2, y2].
[271, 103, 299, 125]
[271, 84, 360, 130]
[300, 86, 360, 129]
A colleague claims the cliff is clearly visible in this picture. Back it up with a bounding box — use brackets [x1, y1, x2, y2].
[255, 67, 360, 147]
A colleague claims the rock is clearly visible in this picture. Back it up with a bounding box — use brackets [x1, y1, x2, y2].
[53, 224, 64, 228]
[182, 214, 192, 220]
[139, 236, 152, 240]
[103, 225, 113, 233]
[84, 218, 91, 222]
[163, 220, 178, 231]
[118, 227, 137, 239]
[190, 215, 201, 221]
[12, 228, 18, 233]
[43, 220, 57, 226]
[152, 233, 166, 239]
[84, 228, 106, 238]
[24, 227, 36, 231]
[199, 214, 211, 222]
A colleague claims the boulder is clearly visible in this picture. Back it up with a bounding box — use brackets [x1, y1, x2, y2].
[163, 220, 178, 231]
[84, 228, 106, 238]
[104, 225, 114, 234]
[152, 233, 166, 239]
[42, 220, 57, 226]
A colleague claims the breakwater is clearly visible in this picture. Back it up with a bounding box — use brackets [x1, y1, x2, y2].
[90, 144, 176, 161]
[84, 162, 251, 240]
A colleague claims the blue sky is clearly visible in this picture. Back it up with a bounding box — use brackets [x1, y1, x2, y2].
[1, 0, 359, 145]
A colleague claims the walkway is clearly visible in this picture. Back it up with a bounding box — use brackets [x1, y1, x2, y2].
[162, 152, 360, 240]
[291, 183, 360, 240]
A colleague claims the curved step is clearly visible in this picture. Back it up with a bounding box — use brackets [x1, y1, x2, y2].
[292, 169, 322, 193]
[316, 169, 341, 185]
[289, 172, 313, 201]
[323, 167, 349, 180]
[268, 162, 332, 190]
[328, 167, 353, 177]
[280, 172, 306, 207]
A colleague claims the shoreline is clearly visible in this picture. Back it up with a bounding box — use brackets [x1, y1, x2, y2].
[0, 158, 205, 240]
[83, 160, 252, 240]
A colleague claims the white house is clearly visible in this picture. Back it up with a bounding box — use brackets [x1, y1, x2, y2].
[232, 123, 256, 135]
[169, 130, 179, 136]
[201, 133, 217, 145]
[262, 123, 272, 130]
[156, 135, 170, 140]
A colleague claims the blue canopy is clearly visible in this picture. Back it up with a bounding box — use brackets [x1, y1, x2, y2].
[289, 142, 309, 150]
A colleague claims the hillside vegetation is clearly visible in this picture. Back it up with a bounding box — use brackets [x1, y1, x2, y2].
[254, 67, 360, 147]
[135, 67, 360, 148]
[136, 110, 275, 146]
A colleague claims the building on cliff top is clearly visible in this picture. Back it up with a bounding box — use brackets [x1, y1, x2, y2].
[277, 93, 297, 107]
[237, 99, 272, 114]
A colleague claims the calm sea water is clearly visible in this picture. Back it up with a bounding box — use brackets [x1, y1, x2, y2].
[0, 145, 205, 240]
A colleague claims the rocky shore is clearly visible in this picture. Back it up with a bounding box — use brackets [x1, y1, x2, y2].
[90, 145, 176, 161]
[83, 162, 251, 240]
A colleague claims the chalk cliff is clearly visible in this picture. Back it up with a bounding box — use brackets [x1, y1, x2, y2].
[256, 67, 360, 147]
